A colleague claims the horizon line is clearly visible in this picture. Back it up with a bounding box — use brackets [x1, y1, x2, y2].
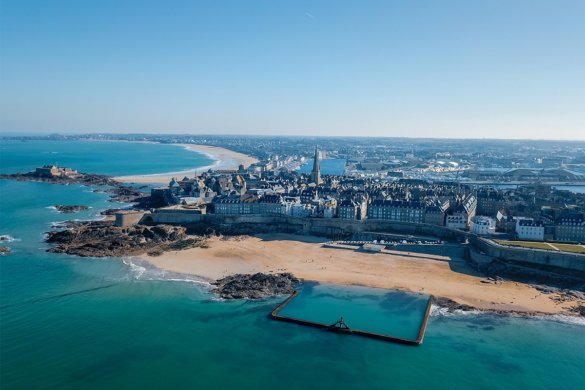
[1, 131, 585, 143]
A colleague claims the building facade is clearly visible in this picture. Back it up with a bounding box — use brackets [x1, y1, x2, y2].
[516, 219, 545, 241]
[470, 216, 496, 235]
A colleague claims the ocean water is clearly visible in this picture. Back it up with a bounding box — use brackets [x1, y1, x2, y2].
[1, 141, 585, 389]
[277, 284, 430, 340]
[0, 140, 214, 175]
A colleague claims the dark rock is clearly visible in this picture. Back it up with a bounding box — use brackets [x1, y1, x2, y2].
[212, 273, 300, 299]
[0, 171, 117, 187]
[433, 296, 475, 312]
[0, 171, 151, 207]
[100, 208, 124, 215]
[571, 305, 585, 316]
[54, 205, 89, 213]
[0, 246, 11, 255]
[44, 220, 203, 257]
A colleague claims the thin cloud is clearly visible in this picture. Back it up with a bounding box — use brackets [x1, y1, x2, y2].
[305, 12, 315, 19]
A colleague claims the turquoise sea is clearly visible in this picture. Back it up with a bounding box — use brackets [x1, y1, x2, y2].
[0, 140, 214, 176]
[1, 140, 585, 389]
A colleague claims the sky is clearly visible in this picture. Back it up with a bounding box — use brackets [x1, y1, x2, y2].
[0, 0, 584, 139]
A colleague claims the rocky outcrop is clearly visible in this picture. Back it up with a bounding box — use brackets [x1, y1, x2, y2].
[54, 205, 89, 213]
[212, 273, 300, 299]
[0, 171, 150, 206]
[432, 297, 476, 312]
[45, 221, 205, 257]
[95, 186, 149, 204]
[570, 305, 585, 317]
[0, 246, 11, 256]
[0, 171, 117, 186]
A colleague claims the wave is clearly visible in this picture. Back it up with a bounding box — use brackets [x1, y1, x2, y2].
[533, 314, 585, 326]
[0, 234, 19, 242]
[49, 218, 85, 227]
[430, 304, 482, 317]
[121, 257, 212, 287]
[178, 144, 222, 168]
[430, 304, 585, 326]
[50, 221, 69, 229]
[49, 211, 107, 229]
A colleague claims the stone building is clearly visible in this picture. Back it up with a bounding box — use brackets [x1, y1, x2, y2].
[476, 188, 506, 217]
[555, 212, 585, 242]
[367, 200, 425, 223]
[423, 199, 450, 226]
[446, 195, 477, 229]
[34, 165, 78, 178]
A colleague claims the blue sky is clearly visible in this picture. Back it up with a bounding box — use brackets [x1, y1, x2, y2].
[1, 0, 584, 139]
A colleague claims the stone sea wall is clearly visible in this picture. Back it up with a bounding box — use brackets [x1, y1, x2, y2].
[468, 235, 585, 274]
[146, 210, 585, 274]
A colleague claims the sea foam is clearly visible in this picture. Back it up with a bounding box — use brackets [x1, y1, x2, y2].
[122, 257, 211, 287]
[0, 234, 19, 242]
[430, 303, 585, 326]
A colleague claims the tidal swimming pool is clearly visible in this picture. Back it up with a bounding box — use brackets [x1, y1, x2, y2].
[274, 283, 432, 342]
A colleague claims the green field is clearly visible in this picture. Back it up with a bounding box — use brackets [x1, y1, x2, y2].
[495, 240, 585, 253]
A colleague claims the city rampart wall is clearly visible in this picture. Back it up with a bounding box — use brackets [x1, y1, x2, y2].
[147, 210, 585, 273]
[468, 235, 585, 273]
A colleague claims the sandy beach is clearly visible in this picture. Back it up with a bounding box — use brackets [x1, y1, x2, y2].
[115, 144, 258, 185]
[142, 233, 584, 316]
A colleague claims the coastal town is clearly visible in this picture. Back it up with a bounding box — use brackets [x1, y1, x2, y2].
[3, 1, 585, 386]
[141, 144, 585, 248]
[2, 136, 584, 319]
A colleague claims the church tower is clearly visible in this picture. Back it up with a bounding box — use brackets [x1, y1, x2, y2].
[310, 147, 322, 184]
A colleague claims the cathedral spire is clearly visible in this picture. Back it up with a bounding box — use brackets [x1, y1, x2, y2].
[310, 147, 322, 184]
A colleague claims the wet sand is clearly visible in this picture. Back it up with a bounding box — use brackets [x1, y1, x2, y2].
[142, 234, 585, 315]
[115, 144, 258, 185]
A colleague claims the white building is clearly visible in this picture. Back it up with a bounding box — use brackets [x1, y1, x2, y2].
[516, 219, 545, 241]
[470, 216, 496, 235]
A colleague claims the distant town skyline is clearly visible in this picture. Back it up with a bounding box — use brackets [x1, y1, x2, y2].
[1, 0, 584, 140]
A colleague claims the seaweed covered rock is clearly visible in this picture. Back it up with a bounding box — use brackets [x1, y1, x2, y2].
[213, 273, 300, 299]
[54, 205, 89, 213]
[45, 221, 199, 257]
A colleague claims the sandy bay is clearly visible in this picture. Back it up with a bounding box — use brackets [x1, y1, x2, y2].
[114, 143, 258, 185]
[141, 233, 585, 316]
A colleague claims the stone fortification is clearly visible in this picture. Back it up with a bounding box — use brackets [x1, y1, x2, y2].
[145, 210, 585, 277]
